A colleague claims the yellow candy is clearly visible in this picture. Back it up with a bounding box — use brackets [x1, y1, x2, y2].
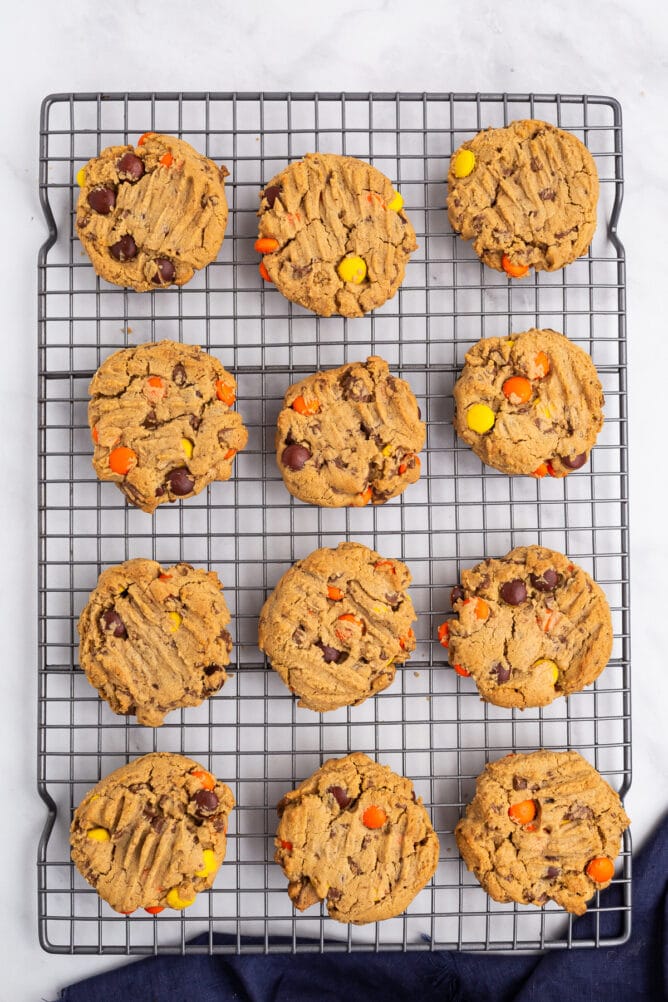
[533, 658, 559, 684]
[76, 167, 86, 187]
[167, 611, 182, 632]
[181, 438, 194, 459]
[453, 149, 476, 178]
[536, 402, 551, 420]
[87, 827, 110, 842]
[372, 603, 389, 614]
[194, 849, 218, 878]
[466, 403, 495, 434]
[337, 255, 367, 284]
[381, 444, 393, 457]
[166, 887, 196, 910]
[387, 191, 404, 212]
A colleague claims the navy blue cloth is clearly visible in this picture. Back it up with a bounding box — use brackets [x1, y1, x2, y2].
[60, 813, 666, 1002]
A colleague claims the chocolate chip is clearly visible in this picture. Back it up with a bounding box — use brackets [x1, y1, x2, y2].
[150, 815, 166, 835]
[539, 188, 556, 201]
[316, 641, 342, 664]
[450, 586, 465, 606]
[109, 234, 137, 262]
[276, 795, 290, 818]
[348, 857, 362, 875]
[292, 627, 306, 647]
[530, 157, 542, 172]
[327, 888, 342, 901]
[101, 609, 127, 639]
[152, 258, 175, 285]
[327, 786, 351, 809]
[87, 186, 116, 215]
[561, 452, 587, 470]
[154, 486, 165, 497]
[500, 579, 527, 605]
[193, 789, 219, 814]
[340, 372, 373, 402]
[189, 414, 202, 432]
[263, 184, 281, 207]
[291, 263, 313, 279]
[565, 803, 594, 821]
[512, 775, 528, 790]
[493, 662, 511, 683]
[117, 152, 145, 181]
[545, 866, 561, 879]
[172, 363, 187, 386]
[530, 569, 560, 592]
[417, 406, 422, 420]
[282, 444, 311, 471]
[167, 467, 195, 496]
[203, 664, 223, 676]
[142, 408, 159, 430]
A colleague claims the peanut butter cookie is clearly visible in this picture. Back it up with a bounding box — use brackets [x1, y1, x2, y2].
[275, 752, 439, 923]
[455, 750, 629, 915]
[256, 153, 417, 317]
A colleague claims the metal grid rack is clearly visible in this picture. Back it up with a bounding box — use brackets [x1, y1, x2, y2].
[37, 92, 630, 955]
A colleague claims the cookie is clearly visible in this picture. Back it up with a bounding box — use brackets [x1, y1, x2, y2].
[88, 340, 248, 512]
[77, 559, 232, 726]
[453, 329, 604, 476]
[274, 752, 439, 923]
[76, 133, 228, 291]
[70, 753, 234, 913]
[438, 545, 613, 709]
[256, 153, 417, 317]
[258, 542, 416, 712]
[276, 357, 425, 507]
[455, 750, 630, 915]
[447, 120, 599, 275]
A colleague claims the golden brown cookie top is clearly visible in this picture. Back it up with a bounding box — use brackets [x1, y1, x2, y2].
[258, 542, 416, 712]
[276, 357, 425, 507]
[256, 153, 417, 317]
[70, 753, 235, 913]
[77, 559, 232, 727]
[76, 133, 229, 291]
[455, 750, 629, 915]
[275, 752, 439, 924]
[439, 546, 613, 709]
[88, 340, 248, 513]
[453, 329, 604, 476]
[447, 120, 599, 275]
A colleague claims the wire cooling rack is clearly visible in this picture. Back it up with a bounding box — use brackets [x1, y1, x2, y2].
[37, 92, 630, 955]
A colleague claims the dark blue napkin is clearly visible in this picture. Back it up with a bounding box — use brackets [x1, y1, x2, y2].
[60, 813, 666, 1002]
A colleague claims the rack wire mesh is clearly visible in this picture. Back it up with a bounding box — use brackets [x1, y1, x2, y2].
[37, 92, 630, 955]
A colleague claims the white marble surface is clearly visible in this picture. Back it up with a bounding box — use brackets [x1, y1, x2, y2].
[1, 1, 667, 997]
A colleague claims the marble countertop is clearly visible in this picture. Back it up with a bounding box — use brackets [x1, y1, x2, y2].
[2, 1, 666, 997]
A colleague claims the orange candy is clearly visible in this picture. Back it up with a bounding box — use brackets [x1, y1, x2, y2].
[259, 261, 272, 282]
[191, 769, 215, 791]
[534, 352, 550, 378]
[280, 840, 293, 851]
[144, 906, 165, 915]
[327, 585, 344, 601]
[502, 255, 529, 279]
[508, 799, 537, 825]
[532, 463, 548, 478]
[374, 560, 396, 574]
[254, 237, 279, 253]
[362, 805, 387, 829]
[337, 613, 363, 627]
[464, 597, 489, 621]
[352, 486, 373, 506]
[91, 425, 99, 444]
[502, 376, 532, 404]
[291, 395, 321, 416]
[223, 448, 237, 461]
[159, 152, 174, 167]
[215, 380, 236, 406]
[137, 132, 155, 146]
[158, 573, 172, 581]
[109, 447, 137, 475]
[437, 622, 450, 648]
[453, 663, 471, 677]
[586, 856, 615, 883]
[398, 628, 415, 651]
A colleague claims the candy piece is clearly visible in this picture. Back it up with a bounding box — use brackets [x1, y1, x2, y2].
[381, 444, 393, 457]
[143, 375, 166, 403]
[328, 786, 352, 809]
[316, 641, 343, 663]
[387, 191, 404, 212]
[534, 400, 552, 420]
[502, 376, 532, 404]
[586, 856, 614, 883]
[166, 887, 196, 910]
[119, 910, 135, 915]
[337, 256, 367, 284]
[137, 132, 155, 146]
[437, 622, 449, 648]
[193, 789, 219, 814]
[223, 448, 237, 461]
[152, 258, 175, 284]
[167, 467, 194, 495]
[102, 609, 127, 639]
[327, 585, 344, 601]
[109, 446, 137, 475]
[159, 152, 174, 167]
[291, 395, 320, 416]
[398, 628, 415, 651]
[508, 799, 536, 825]
[158, 573, 172, 581]
[530, 569, 560, 592]
[144, 906, 164, 914]
[532, 463, 548, 478]
[362, 805, 387, 829]
[167, 611, 182, 632]
[533, 658, 559, 684]
[87, 827, 110, 842]
[76, 167, 86, 187]
[374, 560, 396, 574]
[88, 187, 116, 215]
[280, 840, 293, 851]
[110, 234, 137, 262]
[214, 379, 236, 406]
[181, 438, 194, 460]
[254, 237, 279, 253]
[259, 261, 272, 282]
[117, 153, 145, 181]
[92, 425, 99, 444]
[352, 486, 373, 507]
[463, 597, 489, 621]
[502, 255, 529, 279]
[282, 444, 311, 471]
[561, 452, 587, 470]
[453, 663, 471, 677]
[337, 613, 363, 626]
[466, 403, 495, 434]
[537, 608, 559, 633]
[534, 351, 550, 378]
[453, 149, 476, 178]
[191, 769, 216, 790]
[194, 849, 219, 878]
[500, 579, 527, 605]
